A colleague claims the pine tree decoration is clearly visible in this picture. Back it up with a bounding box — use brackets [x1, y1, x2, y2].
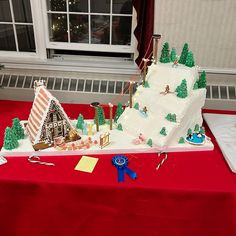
[194, 124, 200, 132]
[165, 113, 172, 121]
[114, 102, 124, 123]
[134, 102, 139, 110]
[185, 51, 195, 67]
[76, 114, 84, 130]
[175, 79, 188, 98]
[193, 80, 198, 90]
[171, 114, 177, 122]
[147, 138, 153, 147]
[178, 137, 185, 144]
[198, 71, 207, 88]
[3, 127, 19, 150]
[200, 126, 205, 135]
[144, 81, 150, 88]
[170, 48, 177, 62]
[96, 107, 106, 125]
[12, 118, 24, 140]
[187, 128, 192, 136]
[117, 123, 123, 131]
[179, 43, 189, 64]
[166, 113, 177, 122]
[160, 42, 171, 63]
[160, 127, 167, 136]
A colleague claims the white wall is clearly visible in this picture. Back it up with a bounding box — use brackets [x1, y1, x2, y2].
[154, 0, 236, 70]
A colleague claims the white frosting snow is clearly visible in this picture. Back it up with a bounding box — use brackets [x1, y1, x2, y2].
[118, 62, 206, 148]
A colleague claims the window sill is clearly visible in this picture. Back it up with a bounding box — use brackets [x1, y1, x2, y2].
[0, 55, 138, 75]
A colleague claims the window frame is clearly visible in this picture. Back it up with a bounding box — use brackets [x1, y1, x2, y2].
[42, 0, 136, 53]
[0, 0, 46, 60]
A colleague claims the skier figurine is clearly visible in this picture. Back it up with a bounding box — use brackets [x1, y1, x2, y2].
[165, 85, 170, 93]
[172, 58, 179, 68]
[143, 106, 148, 114]
[160, 85, 174, 95]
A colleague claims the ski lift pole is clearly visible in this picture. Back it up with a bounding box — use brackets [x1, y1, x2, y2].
[108, 103, 113, 130]
[90, 102, 100, 132]
[153, 34, 161, 64]
[142, 58, 149, 86]
[129, 81, 134, 108]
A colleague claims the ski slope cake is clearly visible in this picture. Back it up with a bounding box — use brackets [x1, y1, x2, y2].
[1, 38, 213, 156]
[117, 62, 207, 149]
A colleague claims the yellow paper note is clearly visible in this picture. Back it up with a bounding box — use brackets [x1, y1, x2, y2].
[74, 156, 99, 173]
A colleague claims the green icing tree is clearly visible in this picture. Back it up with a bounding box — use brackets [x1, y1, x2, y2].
[12, 118, 24, 140]
[144, 81, 150, 88]
[117, 123, 123, 131]
[179, 43, 189, 64]
[147, 138, 153, 147]
[76, 114, 84, 130]
[171, 114, 176, 122]
[165, 113, 176, 122]
[175, 79, 188, 98]
[3, 127, 19, 150]
[165, 113, 172, 121]
[170, 48, 177, 62]
[160, 42, 171, 63]
[200, 126, 205, 135]
[193, 80, 198, 90]
[194, 124, 200, 132]
[134, 102, 139, 110]
[185, 51, 195, 67]
[198, 71, 207, 88]
[114, 102, 124, 123]
[187, 128, 192, 135]
[96, 107, 106, 125]
[160, 127, 167, 136]
[178, 137, 185, 144]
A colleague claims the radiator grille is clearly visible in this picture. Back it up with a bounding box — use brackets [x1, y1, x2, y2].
[0, 74, 138, 95]
[0, 73, 235, 109]
[206, 85, 236, 100]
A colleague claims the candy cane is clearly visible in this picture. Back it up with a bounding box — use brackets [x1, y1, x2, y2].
[156, 152, 168, 170]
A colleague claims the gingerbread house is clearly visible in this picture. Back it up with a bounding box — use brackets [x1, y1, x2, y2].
[26, 80, 79, 150]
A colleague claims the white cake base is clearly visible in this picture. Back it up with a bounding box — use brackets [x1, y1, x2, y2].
[1, 120, 214, 157]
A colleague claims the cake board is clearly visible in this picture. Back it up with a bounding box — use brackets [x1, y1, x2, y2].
[1, 120, 214, 157]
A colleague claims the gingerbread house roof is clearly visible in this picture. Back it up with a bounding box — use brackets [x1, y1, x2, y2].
[26, 85, 73, 145]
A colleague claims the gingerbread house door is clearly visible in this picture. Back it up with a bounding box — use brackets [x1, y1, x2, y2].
[49, 112, 64, 138]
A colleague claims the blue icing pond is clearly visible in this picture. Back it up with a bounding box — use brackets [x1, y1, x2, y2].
[186, 133, 205, 145]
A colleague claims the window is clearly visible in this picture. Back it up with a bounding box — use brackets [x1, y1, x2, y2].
[0, 0, 35, 52]
[44, 0, 134, 53]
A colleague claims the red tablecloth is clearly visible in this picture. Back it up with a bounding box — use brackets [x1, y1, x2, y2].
[0, 100, 235, 236]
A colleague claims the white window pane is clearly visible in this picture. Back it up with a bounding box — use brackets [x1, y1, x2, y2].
[16, 25, 35, 52]
[91, 15, 110, 44]
[70, 14, 88, 43]
[47, 0, 66, 11]
[91, 0, 110, 13]
[69, 0, 88, 12]
[48, 13, 68, 42]
[112, 0, 132, 14]
[0, 24, 16, 50]
[112, 16, 131, 45]
[12, 0, 32, 23]
[0, 0, 12, 22]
